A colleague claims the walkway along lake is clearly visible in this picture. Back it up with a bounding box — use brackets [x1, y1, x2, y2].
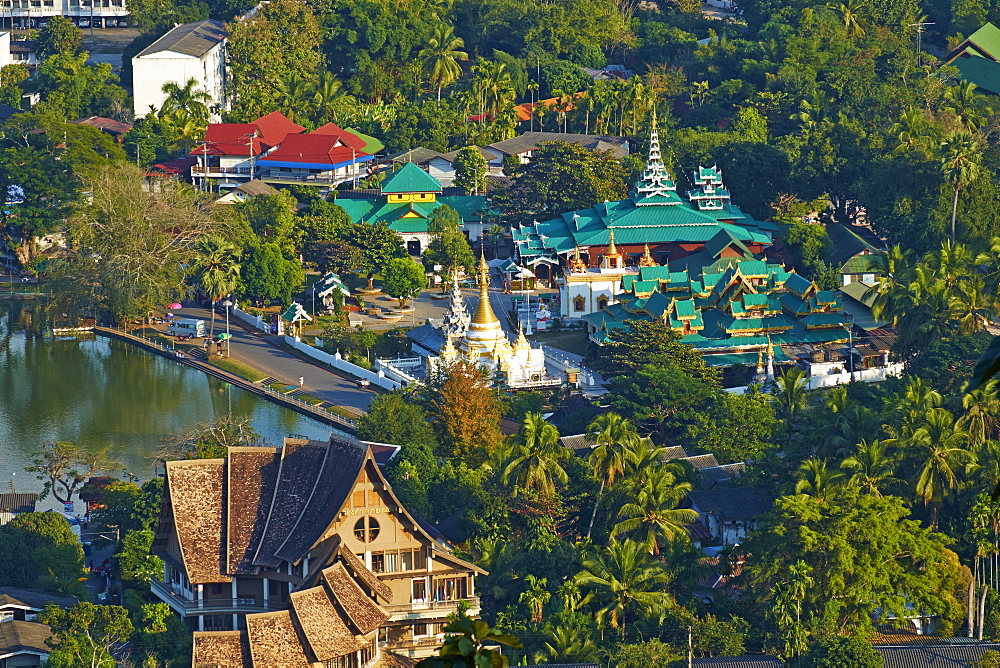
[0, 302, 337, 500]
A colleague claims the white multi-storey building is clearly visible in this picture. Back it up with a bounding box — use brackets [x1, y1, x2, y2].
[0, 0, 128, 29]
[131, 19, 227, 120]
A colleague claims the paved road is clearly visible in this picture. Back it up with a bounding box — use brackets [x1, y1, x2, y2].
[170, 305, 376, 413]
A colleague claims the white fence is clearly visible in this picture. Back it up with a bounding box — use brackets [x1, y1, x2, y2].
[376, 358, 423, 387]
[723, 362, 905, 395]
[230, 304, 269, 332]
[283, 336, 401, 391]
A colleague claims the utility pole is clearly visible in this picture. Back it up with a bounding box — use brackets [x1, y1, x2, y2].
[687, 625, 693, 668]
[908, 22, 934, 67]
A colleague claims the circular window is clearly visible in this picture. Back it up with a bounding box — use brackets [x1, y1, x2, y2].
[353, 517, 381, 543]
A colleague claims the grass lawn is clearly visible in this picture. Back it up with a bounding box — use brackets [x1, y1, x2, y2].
[528, 329, 591, 357]
[210, 357, 268, 382]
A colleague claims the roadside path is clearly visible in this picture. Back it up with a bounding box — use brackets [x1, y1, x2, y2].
[169, 305, 376, 413]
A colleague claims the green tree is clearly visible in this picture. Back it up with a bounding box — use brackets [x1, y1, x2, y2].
[740, 488, 963, 634]
[36, 16, 82, 59]
[682, 390, 777, 463]
[37, 602, 133, 668]
[495, 141, 629, 226]
[424, 205, 475, 287]
[799, 635, 884, 667]
[501, 413, 569, 496]
[240, 240, 302, 306]
[586, 412, 637, 538]
[191, 236, 242, 338]
[586, 319, 719, 384]
[941, 132, 983, 244]
[840, 439, 898, 496]
[453, 146, 488, 195]
[343, 222, 404, 290]
[575, 539, 672, 638]
[417, 618, 521, 667]
[419, 24, 468, 101]
[116, 529, 164, 586]
[613, 468, 699, 554]
[382, 257, 428, 307]
[0, 512, 84, 593]
[227, 0, 322, 120]
[157, 77, 212, 126]
[608, 365, 716, 441]
[774, 367, 811, 445]
[901, 407, 975, 528]
[25, 441, 116, 504]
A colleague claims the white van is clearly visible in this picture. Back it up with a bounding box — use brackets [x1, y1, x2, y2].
[167, 318, 206, 338]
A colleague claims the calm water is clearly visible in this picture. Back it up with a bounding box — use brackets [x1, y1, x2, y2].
[0, 302, 335, 509]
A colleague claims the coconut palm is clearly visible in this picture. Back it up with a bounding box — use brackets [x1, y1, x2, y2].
[827, 0, 866, 37]
[960, 381, 1000, 447]
[419, 24, 468, 101]
[276, 72, 316, 124]
[470, 60, 516, 121]
[613, 468, 699, 554]
[535, 624, 600, 664]
[941, 131, 984, 243]
[585, 412, 636, 538]
[518, 574, 550, 623]
[891, 107, 937, 158]
[951, 274, 992, 335]
[774, 367, 810, 444]
[623, 436, 670, 489]
[794, 458, 844, 501]
[159, 78, 213, 125]
[575, 539, 672, 638]
[501, 413, 568, 496]
[908, 408, 976, 528]
[945, 81, 989, 131]
[891, 376, 944, 439]
[191, 236, 241, 338]
[310, 71, 357, 125]
[469, 535, 517, 609]
[840, 439, 899, 496]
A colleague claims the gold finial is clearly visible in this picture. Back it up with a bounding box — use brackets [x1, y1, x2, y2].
[651, 105, 658, 131]
[607, 228, 618, 257]
[639, 242, 656, 267]
[569, 245, 587, 273]
[470, 250, 500, 326]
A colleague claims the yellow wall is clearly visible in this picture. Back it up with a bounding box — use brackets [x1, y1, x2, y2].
[387, 193, 437, 204]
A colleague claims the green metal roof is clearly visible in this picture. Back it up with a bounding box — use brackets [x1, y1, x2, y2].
[955, 54, 1000, 94]
[961, 22, 1000, 60]
[380, 162, 443, 193]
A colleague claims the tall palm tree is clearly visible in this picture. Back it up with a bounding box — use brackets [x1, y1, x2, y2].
[575, 539, 672, 638]
[908, 408, 976, 528]
[892, 376, 943, 439]
[613, 468, 699, 554]
[159, 78, 213, 125]
[623, 436, 669, 489]
[941, 131, 984, 244]
[827, 0, 866, 37]
[191, 236, 241, 338]
[774, 367, 810, 445]
[309, 71, 357, 126]
[841, 439, 898, 496]
[960, 381, 1000, 447]
[951, 274, 992, 335]
[794, 458, 844, 501]
[501, 413, 569, 496]
[419, 24, 467, 101]
[276, 72, 316, 124]
[945, 81, 988, 131]
[469, 535, 518, 610]
[470, 60, 515, 121]
[586, 412, 636, 538]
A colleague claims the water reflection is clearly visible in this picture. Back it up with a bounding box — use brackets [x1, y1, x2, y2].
[0, 302, 334, 493]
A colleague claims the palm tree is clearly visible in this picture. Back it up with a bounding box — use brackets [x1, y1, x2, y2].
[469, 535, 517, 610]
[841, 439, 898, 496]
[575, 539, 672, 638]
[535, 625, 599, 664]
[613, 468, 699, 555]
[892, 376, 943, 439]
[827, 0, 866, 37]
[159, 78, 212, 125]
[191, 236, 241, 338]
[623, 435, 669, 489]
[945, 81, 988, 131]
[794, 458, 844, 500]
[518, 574, 550, 623]
[941, 131, 984, 244]
[310, 70, 357, 125]
[960, 381, 1000, 447]
[950, 274, 992, 335]
[586, 412, 636, 538]
[276, 72, 316, 124]
[501, 413, 569, 496]
[470, 60, 515, 121]
[908, 408, 976, 528]
[891, 107, 937, 158]
[419, 24, 467, 101]
[774, 367, 810, 445]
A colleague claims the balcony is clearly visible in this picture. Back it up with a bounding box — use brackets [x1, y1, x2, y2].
[191, 165, 254, 179]
[150, 579, 288, 616]
[383, 597, 480, 619]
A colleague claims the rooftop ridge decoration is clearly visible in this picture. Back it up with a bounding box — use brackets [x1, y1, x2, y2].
[687, 165, 731, 211]
[631, 109, 680, 205]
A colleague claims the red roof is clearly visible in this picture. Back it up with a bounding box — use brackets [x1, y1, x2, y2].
[195, 112, 305, 157]
[253, 111, 305, 147]
[261, 133, 369, 166]
[150, 156, 197, 175]
[71, 116, 133, 135]
[310, 123, 368, 152]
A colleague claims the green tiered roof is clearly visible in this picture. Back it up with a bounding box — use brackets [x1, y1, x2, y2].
[380, 162, 443, 193]
[584, 258, 849, 357]
[513, 119, 777, 260]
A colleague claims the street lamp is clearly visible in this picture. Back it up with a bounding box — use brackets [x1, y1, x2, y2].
[222, 298, 232, 358]
[844, 312, 855, 382]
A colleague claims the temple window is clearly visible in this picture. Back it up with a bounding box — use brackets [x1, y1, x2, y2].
[353, 517, 380, 543]
[597, 296, 609, 310]
[574, 296, 586, 312]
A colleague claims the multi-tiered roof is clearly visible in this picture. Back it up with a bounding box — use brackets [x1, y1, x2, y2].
[583, 258, 849, 366]
[512, 120, 777, 262]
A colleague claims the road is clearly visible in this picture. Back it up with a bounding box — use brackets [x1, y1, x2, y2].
[170, 305, 376, 413]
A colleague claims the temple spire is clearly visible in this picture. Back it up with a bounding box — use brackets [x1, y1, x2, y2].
[631, 109, 676, 202]
[638, 242, 657, 267]
[470, 250, 500, 326]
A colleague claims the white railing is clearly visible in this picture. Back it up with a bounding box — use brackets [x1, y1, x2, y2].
[723, 362, 906, 394]
[284, 336, 401, 391]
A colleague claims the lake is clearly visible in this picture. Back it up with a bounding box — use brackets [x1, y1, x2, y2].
[0, 301, 336, 510]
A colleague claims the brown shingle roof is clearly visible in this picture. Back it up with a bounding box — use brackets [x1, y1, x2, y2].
[165, 459, 231, 584]
[334, 539, 392, 602]
[226, 447, 280, 575]
[252, 439, 330, 569]
[273, 437, 367, 565]
[289, 585, 364, 661]
[244, 610, 312, 666]
[321, 563, 388, 634]
[691, 656, 783, 667]
[192, 630, 249, 667]
[0, 620, 51, 655]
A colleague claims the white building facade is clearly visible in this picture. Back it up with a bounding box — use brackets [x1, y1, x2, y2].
[131, 19, 227, 120]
